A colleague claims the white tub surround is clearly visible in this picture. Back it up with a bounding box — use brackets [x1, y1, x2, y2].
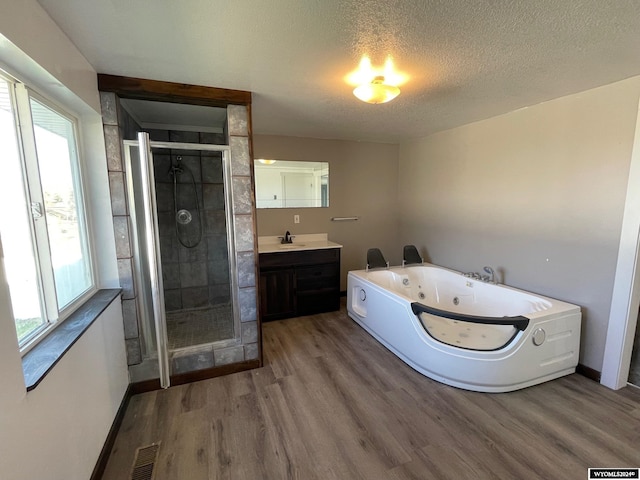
[258, 233, 342, 253]
[347, 263, 582, 393]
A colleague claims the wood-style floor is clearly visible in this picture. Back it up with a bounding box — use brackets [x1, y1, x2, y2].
[102, 305, 640, 479]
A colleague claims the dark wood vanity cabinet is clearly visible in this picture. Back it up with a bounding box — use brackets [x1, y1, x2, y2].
[259, 248, 340, 321]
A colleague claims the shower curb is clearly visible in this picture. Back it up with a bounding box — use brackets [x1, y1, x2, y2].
[129, 359, 261, 395]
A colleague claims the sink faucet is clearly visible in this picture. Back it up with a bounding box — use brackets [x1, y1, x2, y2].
[281, 231, 294, 244]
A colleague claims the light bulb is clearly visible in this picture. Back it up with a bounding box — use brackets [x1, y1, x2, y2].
[353, 76, 400, 104]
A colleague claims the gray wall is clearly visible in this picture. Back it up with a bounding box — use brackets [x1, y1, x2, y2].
[254, 135, 400, 290]
[147, 129, 230, 311]
[397, 76, 640, 371]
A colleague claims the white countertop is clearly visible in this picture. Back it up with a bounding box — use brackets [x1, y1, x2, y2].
[258, 233, 343, 254]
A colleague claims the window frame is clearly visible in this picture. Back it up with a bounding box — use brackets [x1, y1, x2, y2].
[0, 71, 97, 355]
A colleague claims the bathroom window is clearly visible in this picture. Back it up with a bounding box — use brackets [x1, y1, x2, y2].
[0, 73, 94, 351]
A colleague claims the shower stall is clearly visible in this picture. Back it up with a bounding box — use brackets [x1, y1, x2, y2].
[124, 132, 239, 387]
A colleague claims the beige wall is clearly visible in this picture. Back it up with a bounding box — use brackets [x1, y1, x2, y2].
[0, 2, 127, 479]
[254, 135, 399, 289]
[398, 76, 640, 371]
[0, 0, 100, 113]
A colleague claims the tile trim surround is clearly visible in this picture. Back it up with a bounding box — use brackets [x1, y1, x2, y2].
[99, 95, 259, 373]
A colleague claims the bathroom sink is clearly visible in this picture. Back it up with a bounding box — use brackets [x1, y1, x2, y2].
[279, 244, 305, 249]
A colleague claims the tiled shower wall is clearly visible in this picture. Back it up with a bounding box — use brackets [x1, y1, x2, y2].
[101, 92, 142, 365]
[99, 93, 259, 372]
[148, 129, 230, 312]
[228, 105, 259, 364]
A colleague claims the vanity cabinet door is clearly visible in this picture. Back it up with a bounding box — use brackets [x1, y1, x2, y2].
[259, 268, 296, 321]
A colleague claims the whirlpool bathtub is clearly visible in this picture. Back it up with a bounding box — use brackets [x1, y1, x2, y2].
[347, 264, 581, 392]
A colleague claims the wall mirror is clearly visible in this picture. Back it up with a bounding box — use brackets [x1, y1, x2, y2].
[254, 159, 329, 208]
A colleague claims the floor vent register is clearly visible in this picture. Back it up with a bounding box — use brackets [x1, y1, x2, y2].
[130, 443, 160, 480]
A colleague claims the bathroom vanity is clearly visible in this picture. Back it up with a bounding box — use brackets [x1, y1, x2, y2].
[258, 234, 342, 321]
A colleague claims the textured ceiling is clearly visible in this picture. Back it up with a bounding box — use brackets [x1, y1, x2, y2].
[37, 0, 640, 143]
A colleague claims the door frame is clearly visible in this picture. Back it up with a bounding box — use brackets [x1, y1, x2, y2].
[601, 98, 640, 389]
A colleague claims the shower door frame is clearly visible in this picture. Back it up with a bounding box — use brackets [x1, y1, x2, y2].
[124, 132, 239, 388]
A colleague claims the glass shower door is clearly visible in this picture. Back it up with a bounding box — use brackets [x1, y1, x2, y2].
[125, 132, 171, 387]
[124, 132, 238, 388]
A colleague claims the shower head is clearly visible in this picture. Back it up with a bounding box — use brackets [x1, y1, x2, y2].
[176, 209, 192, 225]
[168, 155, 185, 177]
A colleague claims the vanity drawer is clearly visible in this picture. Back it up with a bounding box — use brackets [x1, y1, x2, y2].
[259, 248, 339, 268]
[296, 263, 339, 291]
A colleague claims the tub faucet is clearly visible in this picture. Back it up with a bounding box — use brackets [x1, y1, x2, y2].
[483, 266, 498, 284]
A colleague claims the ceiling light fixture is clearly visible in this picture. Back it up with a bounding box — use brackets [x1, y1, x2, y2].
[257, 159, 276, 165]
[353, 75, 400, 104]
[347, 56, 405, 104]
